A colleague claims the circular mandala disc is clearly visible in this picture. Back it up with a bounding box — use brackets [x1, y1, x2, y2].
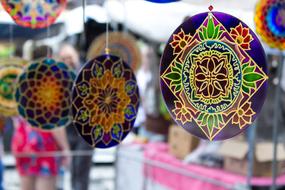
[160, 11, 268, 140]
[87, 32, 142, 72]
[0, 57, 27, 117]
[72, 54, 140, 148]
[145, 0, 180, 3]
[1, 0, 66, 29]
[255, 0, 285, 49]
[15, 58, 75, 130]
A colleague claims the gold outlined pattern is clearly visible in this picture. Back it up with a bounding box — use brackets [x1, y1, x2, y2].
[161, 12, 268, 140]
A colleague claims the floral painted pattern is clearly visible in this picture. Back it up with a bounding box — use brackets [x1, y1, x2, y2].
[1, 0, 66, 28]
[172, 100, 192, 124]
[231, 102, 255, 129]
[72, 55, 139, 148]
[230, 23, 253, 50]
[83, 70, 130, 133]
[170, 29, 192, 54]
[194, 54, 230, 99]
[15, 58, 75, 130]
[160, 10, 268, 140]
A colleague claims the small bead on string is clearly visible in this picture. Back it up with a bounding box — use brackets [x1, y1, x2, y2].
[209, 5, 214, 11]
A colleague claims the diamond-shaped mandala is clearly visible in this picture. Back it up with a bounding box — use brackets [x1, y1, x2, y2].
[72, 54, 140, 148]
[160, 11, 268, 140]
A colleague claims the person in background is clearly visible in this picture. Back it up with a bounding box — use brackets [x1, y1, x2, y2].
[58, 44, 93, 190]
[0, 116, 5, 190]
[12, 45, 70, 190]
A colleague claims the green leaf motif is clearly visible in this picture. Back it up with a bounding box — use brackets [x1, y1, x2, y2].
[202, 114, 208, 126]
[242, 86, 250, 94]
[95, 64, 103, 77]
[112, 124, 121, 138]
[241, 63, 265, 94]
[172, 67, 181, 73]
[243, 73, 263, 82]
[199, 19, 222, 41]
[207, 17, 215, 39]
[113, 64, 122, 78]
[78, 84, 88, 96]
[207, 115, 214, 132]
[165, 72, 180, 81]
[174, 84, 182, 92]
[244, 81, 255, 88]
[78, 110, 89, 122]
[126, 83, 135, 94]
[242, 63, 249, 70]
[125, 107, 134, 116]
[199, 32, 204, 40]
[198, 113, 224, 131]
[203, 27, 207, 39]
[197, 113, 205, 121]
[243, 66, 255, 74]
[94, 127, 102, 140]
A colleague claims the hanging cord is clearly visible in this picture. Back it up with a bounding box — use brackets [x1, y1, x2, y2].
[82, 0, 86, 51]
[46, 24, 51, 57]
[122, 0, 128, 34]
[9, 24, 14, 58]
[105, 21, 110, 55]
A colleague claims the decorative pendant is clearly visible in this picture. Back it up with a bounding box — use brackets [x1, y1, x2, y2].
[1, 0, 66, 28]
[0, 57, 27, 117]
[87, 32, 142, 72]
[160, 9, 268, 140]
[15, 58, 75, 130]
[145, 0, 180, 3]
[72, 54, 139, 148]
[255, 0, 285, 49]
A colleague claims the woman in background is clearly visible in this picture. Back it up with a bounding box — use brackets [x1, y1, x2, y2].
[12, 46, 70, 190]
[58, 44, 93, 190]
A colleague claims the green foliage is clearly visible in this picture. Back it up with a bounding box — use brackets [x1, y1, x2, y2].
[164, 61, 183, 93]
[78, 110, 89, 122]
[94, 127, 102, 140]
[95, 64, 103, 77]
[197, 112, 224, 133]
[112, 124, 121, 138]
[125, 107, 134, 116]
[242, 63, 264, 94]
[199, 17, 223, 41]
[78, 84, 88, 96]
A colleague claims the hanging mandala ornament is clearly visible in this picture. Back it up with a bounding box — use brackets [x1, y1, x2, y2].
[1, 0, 66, 29]
[145, 0, 180, 3]
[255, 0, 285, 49]
[160, 9, 268, 140]
[15, 58, 75, 130]
[0, 57, 27, 117]
[72, 54, 139, 148]
[87, 32, 142, 72]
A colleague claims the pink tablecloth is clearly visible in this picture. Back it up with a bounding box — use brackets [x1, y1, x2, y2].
[143, 143, 285, 190]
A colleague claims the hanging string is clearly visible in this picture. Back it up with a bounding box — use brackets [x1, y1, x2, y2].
[46, 24, 51, 57]
[105, 21, 110, 55]
[82, 0, 86, 56]
[9, 23, 14, 58]
[122, 0, 128, 34]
